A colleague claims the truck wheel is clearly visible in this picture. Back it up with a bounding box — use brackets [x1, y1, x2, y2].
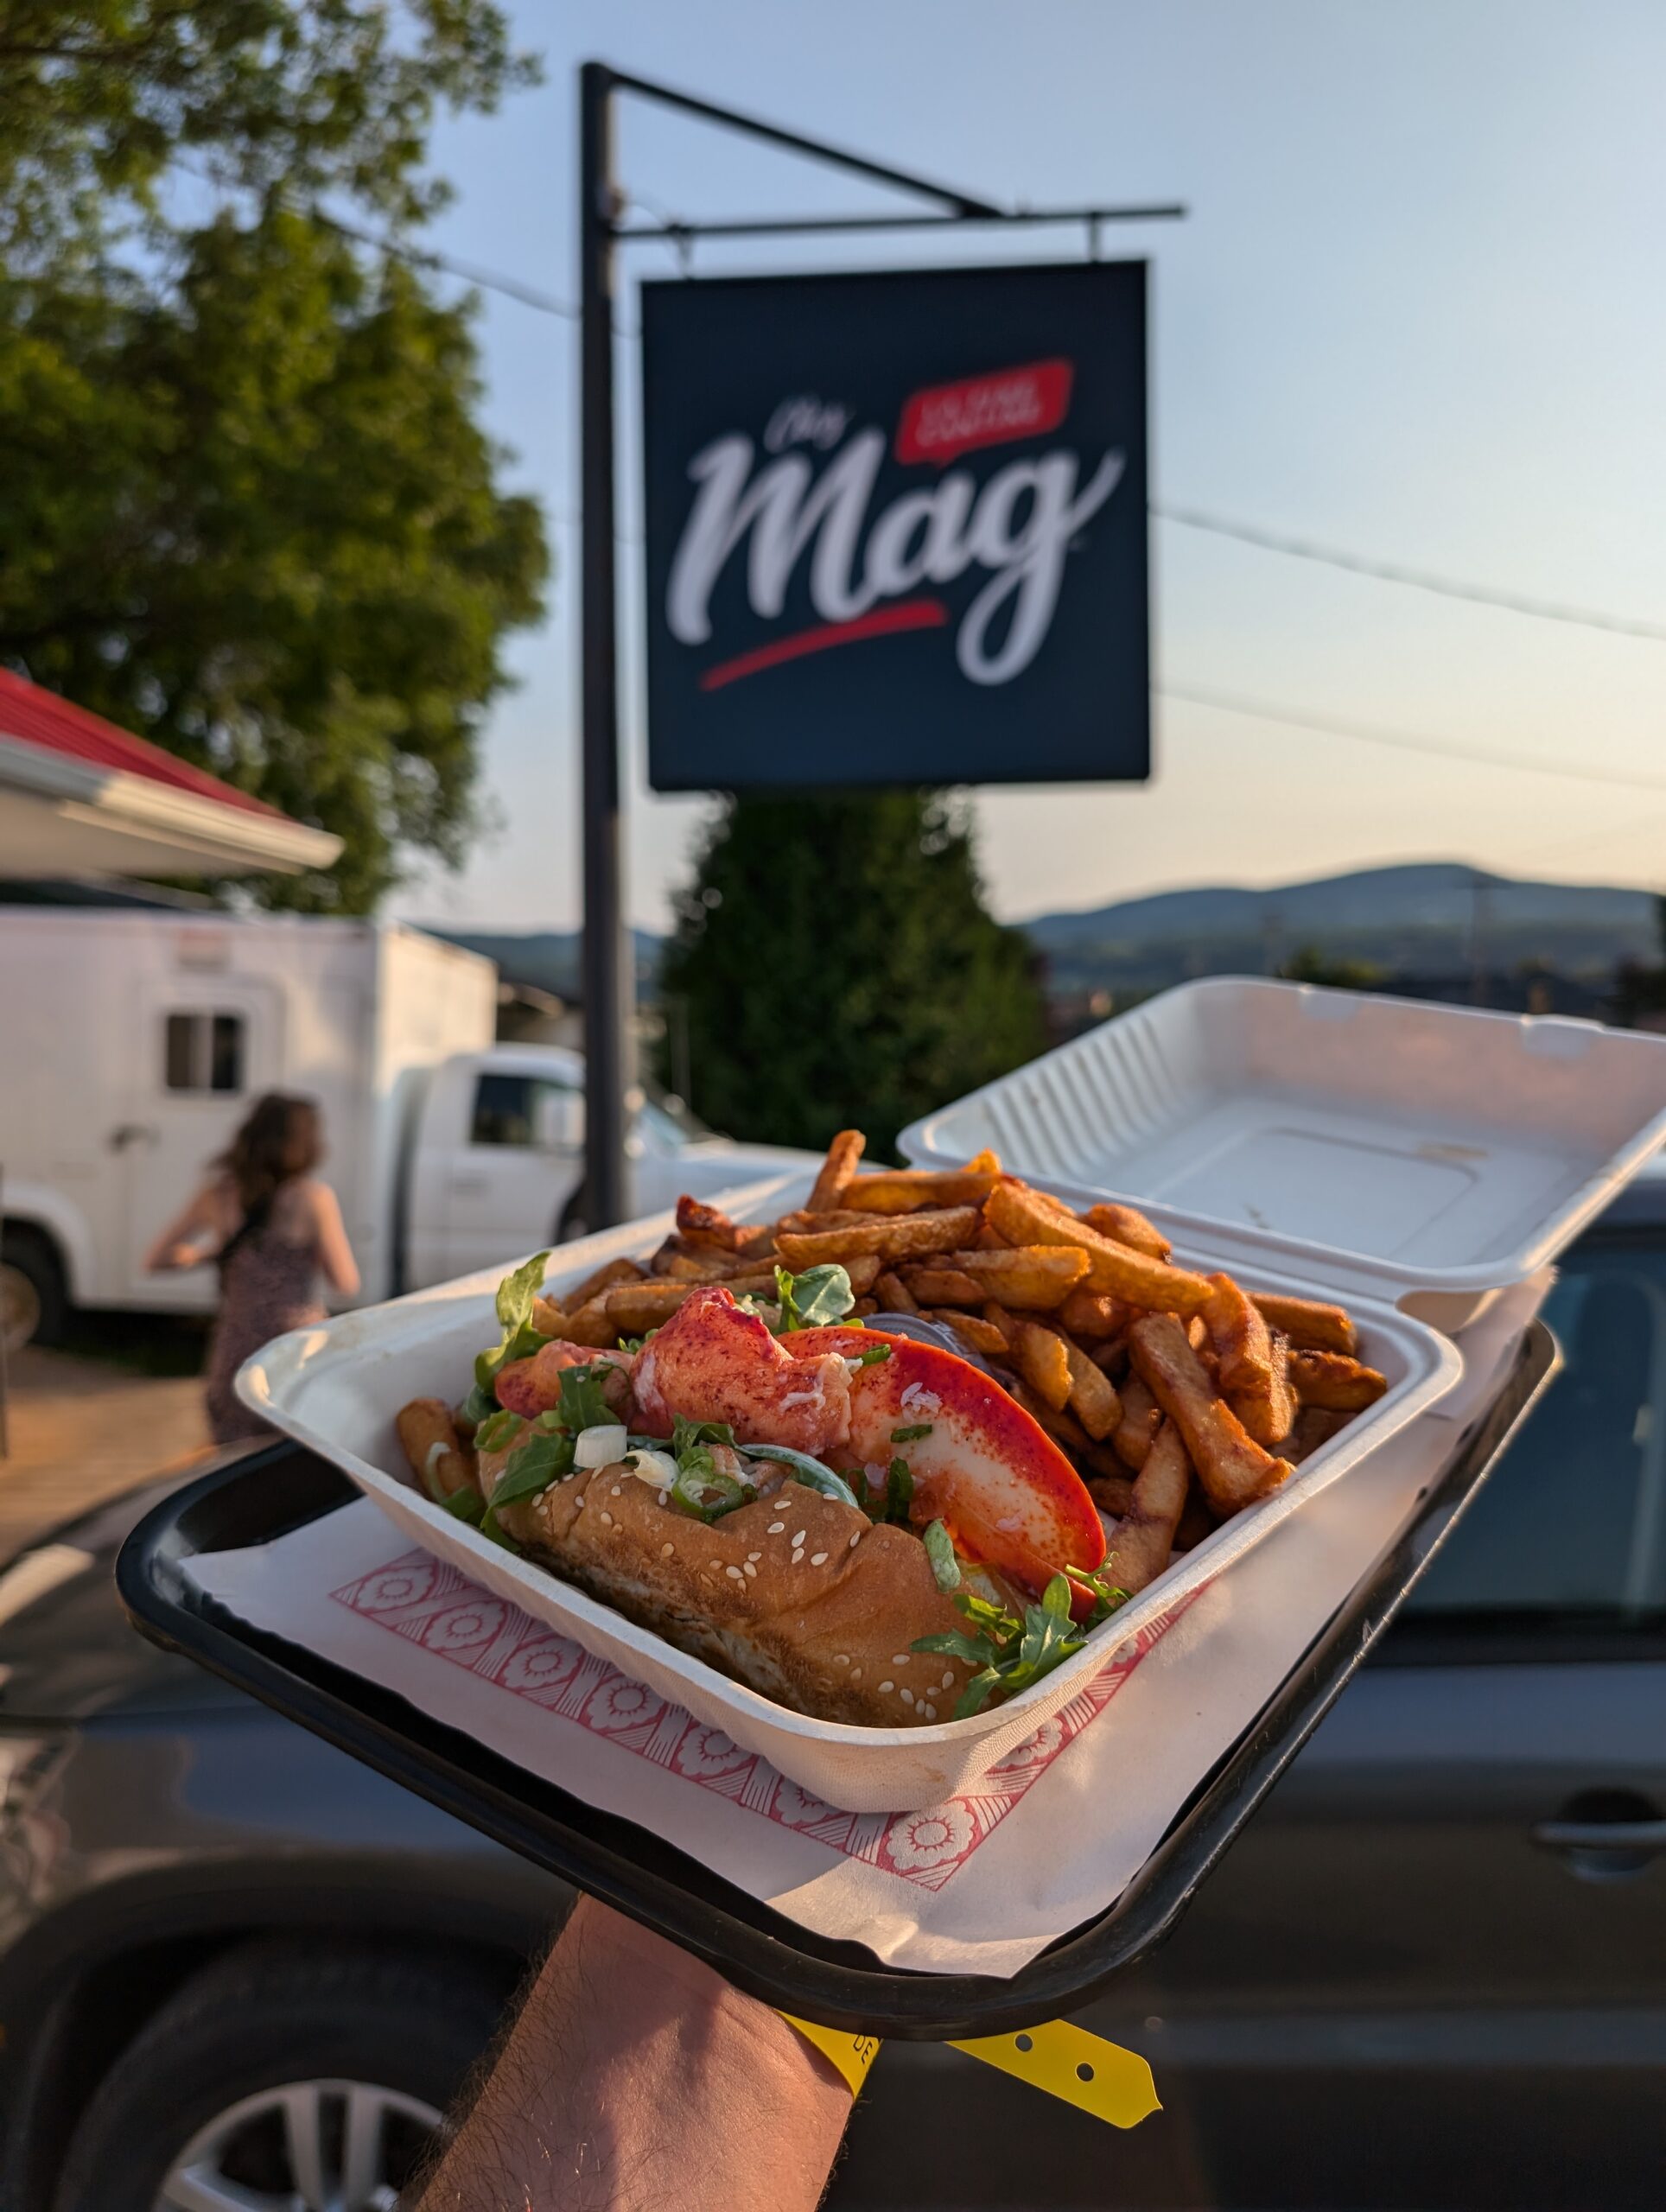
[556, 1187, 592, 1243]
[1, 1226, 67, 1354]
[52, 1938, 506, 2212]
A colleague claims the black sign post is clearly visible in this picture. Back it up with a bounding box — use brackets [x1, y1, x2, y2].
[577, 60, 1181, 1224]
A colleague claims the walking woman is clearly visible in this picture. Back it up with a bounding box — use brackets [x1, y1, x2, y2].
[144, 1092, 359, 1444]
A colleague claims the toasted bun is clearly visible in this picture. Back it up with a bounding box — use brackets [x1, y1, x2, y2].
[497, 1468, 976, 1727]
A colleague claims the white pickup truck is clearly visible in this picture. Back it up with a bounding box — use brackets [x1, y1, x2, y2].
[0, 908, 813, 1350]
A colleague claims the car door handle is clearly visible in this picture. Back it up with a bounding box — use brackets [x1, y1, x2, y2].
[1533, 1819, 1666, 1853]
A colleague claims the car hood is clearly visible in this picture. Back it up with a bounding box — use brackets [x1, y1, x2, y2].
[0, 1477, 240, 1722]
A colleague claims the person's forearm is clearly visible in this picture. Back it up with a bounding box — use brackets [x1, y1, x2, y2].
[411, 1896, 852, 2211]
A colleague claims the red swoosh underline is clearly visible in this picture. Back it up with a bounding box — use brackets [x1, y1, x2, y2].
[696, 598, 949, 692]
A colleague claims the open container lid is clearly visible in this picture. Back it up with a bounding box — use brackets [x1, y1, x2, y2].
[900, 978, 1666, 1327]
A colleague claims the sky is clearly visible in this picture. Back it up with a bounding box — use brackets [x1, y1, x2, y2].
[386, 0, 1666, 934]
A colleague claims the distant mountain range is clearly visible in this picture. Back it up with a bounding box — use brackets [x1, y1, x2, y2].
[429, 862, 1662, 1007]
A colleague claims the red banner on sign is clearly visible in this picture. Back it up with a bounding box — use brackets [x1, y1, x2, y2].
[894, 358, 1074, 466]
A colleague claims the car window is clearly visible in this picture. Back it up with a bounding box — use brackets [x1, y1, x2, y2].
[469, 1072, 575, 1148]
[1405, 1242, 1666, 1626]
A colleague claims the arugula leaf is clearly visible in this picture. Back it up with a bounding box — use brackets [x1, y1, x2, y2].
[671, 1414, 737, 1459]
[489, 1427, 576, 1510]
[773, 1262, 855, 1332]
[480, 1505, 520, 1552]
[556, 1362, 616, 1436]
[459, 1381, 498, 1430]
[1069, 1567, 1132, 1628]
[442, 1486, 486, 1525]
[922, 1518, 961, 1593]
[472, 1250, 553, 1407]
[890, 1422, 933, 1443]
[912, 1569, 1103, 1717]
[885, 1457, 914, 1522]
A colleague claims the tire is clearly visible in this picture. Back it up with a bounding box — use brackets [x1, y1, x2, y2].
[1, 1225, 67, 1354]
[53, 1938, 508, 2212]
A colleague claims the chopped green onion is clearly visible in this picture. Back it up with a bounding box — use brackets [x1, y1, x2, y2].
[922, 1519, 961, 1593]
[671, 1459, 751, 1522]
[442, 1486, 486, 1525]
[890, 1422, 933, 1443]
[473, 1408, 525, 1454]
[885, 1457, 914, 1522]
[734, 1444, 861, 1512]
[856, 1343, 892, 1366]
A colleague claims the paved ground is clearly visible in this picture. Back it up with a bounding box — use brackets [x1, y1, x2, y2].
[0, 1336, 211, 1560]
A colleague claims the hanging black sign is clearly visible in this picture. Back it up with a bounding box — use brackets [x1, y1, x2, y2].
[640, 260, 1149, 791]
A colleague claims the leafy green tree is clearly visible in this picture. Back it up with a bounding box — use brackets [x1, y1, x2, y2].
[0, 0, 531, 270]
[0, 1, 546, 909]
[658, 793, 1047, 1158]
[1281, 944, 1388, 991]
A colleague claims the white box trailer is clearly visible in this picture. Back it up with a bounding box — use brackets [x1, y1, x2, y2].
[0, 908, 818, 1349]
[0, 911, 497, 1330]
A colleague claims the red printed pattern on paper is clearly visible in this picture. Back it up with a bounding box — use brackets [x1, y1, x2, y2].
[331, 1551, 1196, 1891]
[894, 359, 1074, 466]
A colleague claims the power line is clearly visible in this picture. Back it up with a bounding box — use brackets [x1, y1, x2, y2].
[1162, 681, 1666, 793]
[311, 207, 579, 318]
[1156, 503, 1666, 646]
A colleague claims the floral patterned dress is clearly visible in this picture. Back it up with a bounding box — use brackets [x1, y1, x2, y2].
[202, 1187, 326, 1445]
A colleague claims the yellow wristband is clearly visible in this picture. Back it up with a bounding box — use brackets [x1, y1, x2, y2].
[777, 2013, 883, 2097]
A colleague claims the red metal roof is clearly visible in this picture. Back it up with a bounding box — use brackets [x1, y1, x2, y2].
[0, 666, 285, 819]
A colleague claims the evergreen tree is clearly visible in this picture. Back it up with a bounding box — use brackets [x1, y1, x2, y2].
[658, 792, 1046, 1158]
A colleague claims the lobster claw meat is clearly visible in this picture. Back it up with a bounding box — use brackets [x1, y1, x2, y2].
[785, 1325, 1105, 1595]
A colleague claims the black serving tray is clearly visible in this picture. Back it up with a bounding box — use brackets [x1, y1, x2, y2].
[118, 1323, 1556, 2040]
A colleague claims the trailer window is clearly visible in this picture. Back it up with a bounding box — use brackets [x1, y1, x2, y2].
[164, 1012, 245, 1095]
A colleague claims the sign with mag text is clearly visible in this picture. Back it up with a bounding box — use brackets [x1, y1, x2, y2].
[640, 261, 1149, 791]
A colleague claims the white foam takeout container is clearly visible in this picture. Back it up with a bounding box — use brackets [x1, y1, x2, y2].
[900, 978, 1666, 1333]
[239, 1165, 1462, 1815]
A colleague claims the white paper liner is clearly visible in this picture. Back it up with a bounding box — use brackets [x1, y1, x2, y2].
[184, 1274, 1548, 1980]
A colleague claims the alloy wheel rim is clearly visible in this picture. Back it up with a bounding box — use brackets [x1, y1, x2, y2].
[153, 2077, 443, 2212]
[0, 1262, 40, 1357]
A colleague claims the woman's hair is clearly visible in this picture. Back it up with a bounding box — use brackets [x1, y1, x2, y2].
[215, 1092, 323, 1223]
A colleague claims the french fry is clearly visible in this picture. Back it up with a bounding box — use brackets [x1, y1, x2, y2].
[853, 1296, 880, 1317]
[1204, 1273, 1275, 1396]
[1081, 1200, 1173, 1261]
[979, 1300, 1017, 1350]
[874, 1268, 920, 1316]
[675, 1194, 741, 1248]
[841, 1254, 882, 1295]
[1005, 1373, 1094, 1452]
[544, 1297, 621, 1349]
[601, 1281, 700, 1334]
[1288, 1350, 1388, 1411]
[1232, 1330, 1297, 1449]
[1285, 1404, 1350, 1464]
[934, 1309, 1008, 1357]
[975, 1218, 1009, 1251]
[561, 1255, 647, 1309]
[1186, 1315, 1210, 1353]
[1250, 1292, 1358, 1357]
[985, 1180, 1212, 1316]
[774, 1205, 981, 1272]
[1060, 1334, 1122, 1440]
[397, 1398, 476, 1503]
[775, 1208, 869, 1234]
[1059, 1287, 1135, 1340]
[1102, 1420, 1191, 1595]
[903, 1266, 986, 1307]
[941, 1245, 1090, 1309]
[1086, 1470, 1136, 1517]
[531, 1294, 565, 1337]
[1012, 1318, 1073, 1411]
[1129, 1313, 1292, 1514]
[1111, 1372, 1162, 1471]
[1173, 1481, 1216, 1552]
[843, 1166, 1001, 1214]
[805, 1128, 865, 1213]
[1091, 1334, 1130, 1379]
[1079, 1436, 1140, 1484]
